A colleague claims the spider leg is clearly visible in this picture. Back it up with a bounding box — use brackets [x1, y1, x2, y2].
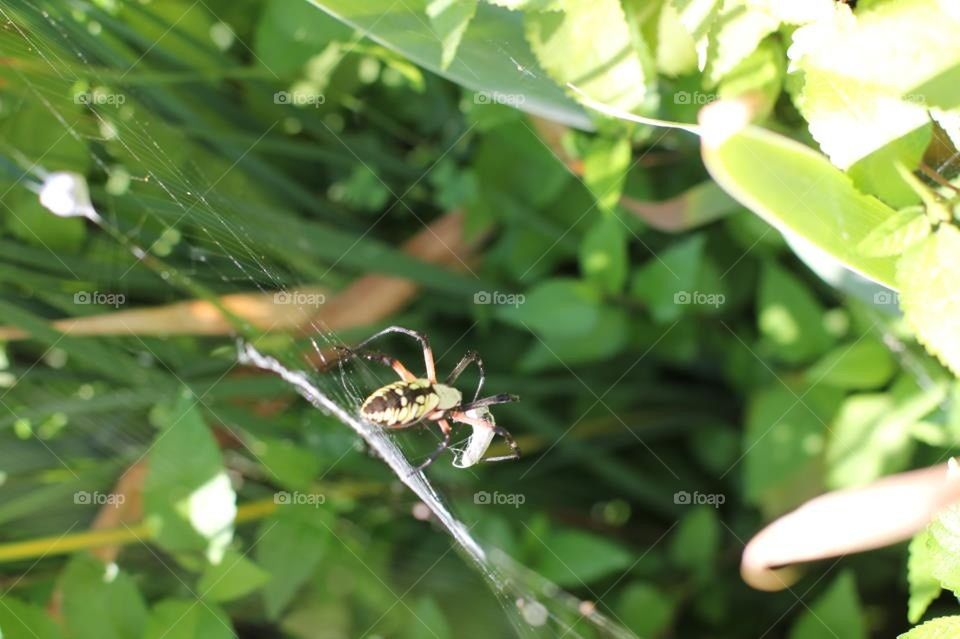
[458, 393, 519, 413]
[449, 411, 521, 462]
[350, 326, 436, 383]
[415, 418, 452, 471]
[445, 350, 485, 402]
[333, 345, 417, 382]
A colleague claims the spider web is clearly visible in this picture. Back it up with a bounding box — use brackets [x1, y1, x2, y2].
[0, 2, 639, 638]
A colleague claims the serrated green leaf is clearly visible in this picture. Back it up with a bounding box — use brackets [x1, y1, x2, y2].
[526, 0, 657, 114]
[908, 530, 942, 624]
[857, 206, 931, 257]
[704, 0, 780, 87]
[580, 215, 627, 294]
[426, 0, 478, 69]
[897, 225, 960, 376]
[198, 550, 271, 603]
[701, 124, 899, 287]
[788, 572, 866, 639]
[61, 555, 148, 639]
[900, 616, 960, 639]
[928, 502, 960, 595]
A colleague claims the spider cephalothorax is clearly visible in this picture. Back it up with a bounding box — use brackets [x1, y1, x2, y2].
[334, 326, 520, 470]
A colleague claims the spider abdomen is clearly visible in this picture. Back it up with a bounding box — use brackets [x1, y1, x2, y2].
[361, 379, 442, 427]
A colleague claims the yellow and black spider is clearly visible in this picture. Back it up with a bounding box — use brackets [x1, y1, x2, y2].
[334, 326, 520, 470]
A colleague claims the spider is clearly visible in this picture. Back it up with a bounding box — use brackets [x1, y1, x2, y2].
[334, 326, 521, 470]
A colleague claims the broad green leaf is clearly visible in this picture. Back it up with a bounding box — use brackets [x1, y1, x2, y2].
[897, 225, 960, 376]
[256, 505, 333, 619]
[309, 0, 590, 128]
[857, 206, 931, 257]
[847, 127, 932, 208]
[517, 306, 629, 371]
[254, 0, 353, 76]
[496, 278, 600, 338]
[716, 37, 785, 120]
[806, 338, 895, 390]
[788, 572, 866, 639]
[632, 234, 706, 323]
[426, 0, 479, 69]
[655, 2, 698, 76]
[61, 555, 148, 639]
[526, 0, 658, 114]
[144, 390, 236, 564]
[198, 550, 271, 603]
[743, 384, 839, 513]
[700, 121, 899, 288]
[143, 599, 234, 639]
[616, 581, 677, 638]
[534, 528, 633, 587]
[668, 506, 720, 581]
[404, 598, 452, 639]
[580, 215, 628, 294]
[0, 598, 63, 639]
[908, 530, 942, 624]
[255, 437, 322, 491]
[901, 616, 960, 639]
[757, 262, 833, 364]
[825, 395, 908, 489]
[583, 136, 632, 212]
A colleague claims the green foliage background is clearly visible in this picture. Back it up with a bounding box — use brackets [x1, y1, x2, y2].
[1, 0, 960, 637]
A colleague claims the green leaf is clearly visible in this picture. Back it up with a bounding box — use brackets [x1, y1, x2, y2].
[717, 37, 785, 120]
[928, 502, 960, 595]
[310, 0, 589, 128]
[668, 506, 720, 581]
[806, 338, 895, 390]
[426, 0, 479, 69]
[0, 598, 63, 639]
[517, 305, 629, 371]
[632, 234, 706, 323]
[788, 571, 866, 639]
[901, 616, 960, 639]
[847, 127, 932, 208]
[582, 136, 632, 212]
[616, 581, 677, 638]
[255, 437, 322, 491]
[701, 123, 899, 288]
[580, 215, 628, 294]
[703, 0, 780, 88]
[256, 505, 333, 619]
[757, 262, 833, 364]
[824, 394, 908, 489]
[254, 0, 353, 76]
[856, 206, 931, 257]
[403, 598, 452, 639]
[143, 599, 234, 639]
[908, 530, 942, 624]
[897, 225, 960, 376]
[534, 528, 633, 587]
[198, 550, 271, 603]
[61, 555, 148, 639]
[144, 389, 236, 564]
[496, 278, 600, 338]
[4, 187, 86, 253]
[743, 385, 838, 512]
[526, 0, 658, 114]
